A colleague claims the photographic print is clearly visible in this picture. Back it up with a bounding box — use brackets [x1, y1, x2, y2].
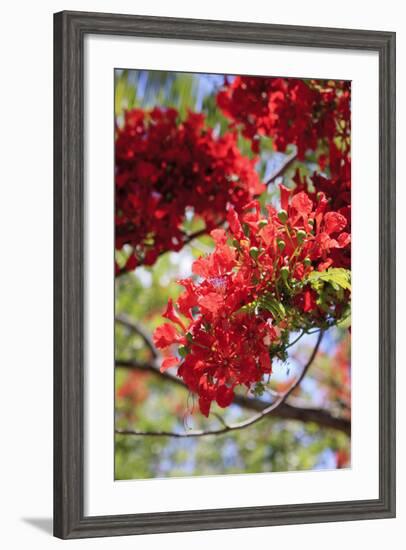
[114, 69, 351, 480]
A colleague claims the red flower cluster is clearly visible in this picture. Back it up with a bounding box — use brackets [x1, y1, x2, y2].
[217, 75, 351, 267]
[153, 188, 351, 416]
[217, 76, 350, 166]
[292, 143, 351, 269]
[115, 107, 264, 272]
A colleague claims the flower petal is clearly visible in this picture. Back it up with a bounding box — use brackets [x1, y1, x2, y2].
[291, 192, 313, 216]
[160, 356, 180, 372]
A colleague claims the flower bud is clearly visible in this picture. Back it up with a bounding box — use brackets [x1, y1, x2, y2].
[249, 246, 260, 260]
[303, 257, 312, 267]
[258, 219, 268, 229]
[278, 210, 288, 224]
[277, 239, 286, 251]
[280, 266, 289, 281]
[296, 229, 307, 244]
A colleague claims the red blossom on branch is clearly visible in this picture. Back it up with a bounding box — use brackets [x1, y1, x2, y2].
[217, 76, 351, 168]
[153, 187, 351, 417]
[217, 77, 351, 270]
[116, 75, 352, 421]
[115, 107, 264, 272]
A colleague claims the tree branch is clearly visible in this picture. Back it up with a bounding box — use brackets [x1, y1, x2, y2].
[115, 315, 157, 359]
[264, 153, 297, 186]
[116, 357, 183, 388]
[116, 331, 348, 437]
[116, 357, 350, 435]
[182, 225, 213, 245]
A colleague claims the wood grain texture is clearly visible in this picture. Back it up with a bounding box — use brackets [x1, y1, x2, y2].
[53, 10, 396, 539]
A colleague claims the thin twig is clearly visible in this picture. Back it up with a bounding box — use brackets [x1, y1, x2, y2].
[115, 315, 158, 359]
[182, 226, 211, 245]
[264, 153, 298, 186]
[115, 355, 350, 435]
[116, 357, 184, 388]
[115, 331, 324, 438]
[213, 412, 230, 429]
[284, 329, 307, 350]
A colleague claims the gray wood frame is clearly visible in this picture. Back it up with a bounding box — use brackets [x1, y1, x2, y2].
[54, 10, 396, 539]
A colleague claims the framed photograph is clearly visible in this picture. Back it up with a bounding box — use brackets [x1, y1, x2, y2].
[54, 10, 396, 539]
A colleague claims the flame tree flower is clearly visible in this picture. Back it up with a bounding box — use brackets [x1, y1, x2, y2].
[115, 107, 264, 273]
[153, 186, 351, 417]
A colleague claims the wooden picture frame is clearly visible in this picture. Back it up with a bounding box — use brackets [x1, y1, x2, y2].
[54, 10, 396, 539]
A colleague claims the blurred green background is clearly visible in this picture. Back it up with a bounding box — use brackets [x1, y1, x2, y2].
[114, 69, 351, 480]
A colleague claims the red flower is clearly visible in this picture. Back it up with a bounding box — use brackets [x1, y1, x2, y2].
[302, 289, 318, 313]
[152, 323, 183, 349]
[324, 211, 347, 235]
[291, 192, 313, 218]
[163, 298, 187, 331]
[115, 107, 264, 273]
[160, 356, 180, 372]
[217, 76, 351, 172]
[153, 188, 350, 416]
[216, 384, 235, 408]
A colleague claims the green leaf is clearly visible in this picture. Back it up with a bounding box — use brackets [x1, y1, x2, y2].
[235, 301, 257, 315]
[337, 306, 351, 329]
[252, 381, 266, 397]
[259, 295, 286, 321]
[178, 345, 188, 358]
[307, 268, 351, 292]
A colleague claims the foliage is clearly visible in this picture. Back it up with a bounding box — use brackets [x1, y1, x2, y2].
[114, 69, 351, 479]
